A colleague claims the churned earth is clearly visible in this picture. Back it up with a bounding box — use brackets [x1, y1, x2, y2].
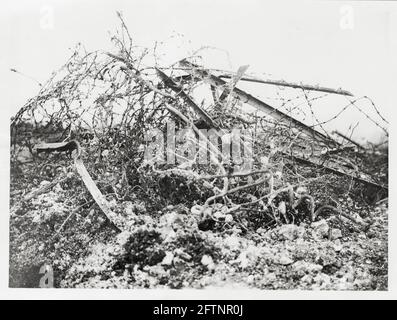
[9, 181, 388, 290]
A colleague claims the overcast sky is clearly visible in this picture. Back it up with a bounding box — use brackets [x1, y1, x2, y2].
[1, 0, 395, 142]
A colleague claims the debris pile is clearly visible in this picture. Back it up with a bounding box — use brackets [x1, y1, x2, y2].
[10, 15, 388, 289]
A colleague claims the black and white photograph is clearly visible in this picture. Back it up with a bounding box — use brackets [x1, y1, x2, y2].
[1, 0, 395, 299]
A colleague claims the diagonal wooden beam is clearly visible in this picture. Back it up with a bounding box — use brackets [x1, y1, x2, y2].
[156, 68, 218, 129]
[288, 152, 387, 193]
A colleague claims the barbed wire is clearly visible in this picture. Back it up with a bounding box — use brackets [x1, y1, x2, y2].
[10, 13, 388, 224]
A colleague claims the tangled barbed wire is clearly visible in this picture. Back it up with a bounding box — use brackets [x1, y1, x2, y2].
[10, 13, 388, 233]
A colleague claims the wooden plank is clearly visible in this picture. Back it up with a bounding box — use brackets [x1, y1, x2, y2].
[156, 68, 219, 129]
[34, 140, 81, 157]
[218, 74, 354, 97]
[287, 152, 387, 192]
[74, 157, 122, 232]
[32, 140, 122, 232]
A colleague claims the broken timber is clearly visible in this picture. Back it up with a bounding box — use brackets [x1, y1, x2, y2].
[109, 53, 218, 130]
[179, 59, 339, 147]
[34, 140, 81, 157]
[155, 68, 218, 129]
[289, 152, 387, 192]
[178, 60, 386, 193]
[218, 73, 354, 97]
[109, 58, 385, 194]
[217, 65, 250, 102]
[32, 140, 122, 232]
